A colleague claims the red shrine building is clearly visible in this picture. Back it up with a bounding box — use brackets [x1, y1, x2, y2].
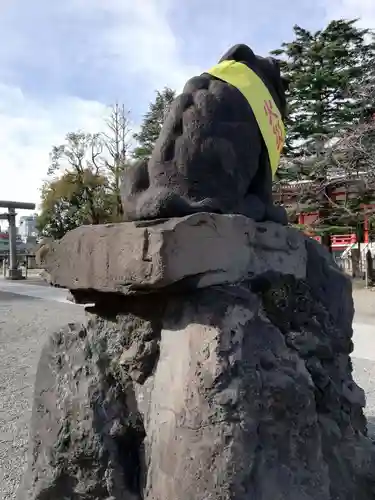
[274, 178, 375, 257]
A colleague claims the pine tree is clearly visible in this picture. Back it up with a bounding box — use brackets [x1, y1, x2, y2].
[133, 87, 176, 161]
[272, 20, 375, 241]
[272, 19, 375, 157]
[354, 32, 375, 123]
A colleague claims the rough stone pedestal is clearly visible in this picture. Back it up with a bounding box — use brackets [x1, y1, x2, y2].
[19, 213, 375, 500]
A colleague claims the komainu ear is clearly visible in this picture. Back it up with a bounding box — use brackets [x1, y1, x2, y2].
[218, 44, 256, 65]
[267, 57, 290, 92]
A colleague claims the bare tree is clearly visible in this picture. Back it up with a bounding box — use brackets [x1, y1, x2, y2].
[102, 103, 133, 218]
[46, 131, 107, 225]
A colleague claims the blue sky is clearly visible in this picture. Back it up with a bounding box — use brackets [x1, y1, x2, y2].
[0, 0, 373, 217]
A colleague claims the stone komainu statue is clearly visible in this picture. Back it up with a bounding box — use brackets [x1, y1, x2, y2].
[121, 44, 289, 225]
[18, 45, 375, 500]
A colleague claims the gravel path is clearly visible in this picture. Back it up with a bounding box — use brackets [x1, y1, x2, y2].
[0, 292, 86, 500]
[0, 287, 374, 499]
[352, 285, 375, 324]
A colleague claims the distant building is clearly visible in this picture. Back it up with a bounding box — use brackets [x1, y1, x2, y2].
[0, 232, 27, 256]
[18, 214, 38, 243]
[273, 175, 375, 259]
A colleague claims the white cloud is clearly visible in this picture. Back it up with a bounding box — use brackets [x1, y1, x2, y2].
[71, 0, 200, 92]
[322, 0, 375, 28]
[0, 87, 108, 211]
[0, 0, 192, 221]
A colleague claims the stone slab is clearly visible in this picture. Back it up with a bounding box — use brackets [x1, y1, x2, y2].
[41, 213, 308, 295]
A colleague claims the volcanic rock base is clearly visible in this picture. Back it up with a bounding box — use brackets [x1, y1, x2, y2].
[18, 215, 375, 499]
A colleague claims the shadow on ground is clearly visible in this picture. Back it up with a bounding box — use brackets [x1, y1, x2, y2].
[0, 291, 42, 302]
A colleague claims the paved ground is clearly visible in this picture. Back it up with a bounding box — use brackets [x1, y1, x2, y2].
[0, 289, 87, 499]
[0, 279, 373, 499]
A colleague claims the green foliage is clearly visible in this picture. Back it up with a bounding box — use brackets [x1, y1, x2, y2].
[272, 19, 375, 156]
[133, 87, 176, 161]
[37, 132, 119, 239]
[293, 223, 355, 235]
[37, 169, 114, 240]
[272, 20, 375, 234]
[37, 88, 179, 240]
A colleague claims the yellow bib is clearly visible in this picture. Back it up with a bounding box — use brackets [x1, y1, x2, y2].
[206, 60, 285, 177]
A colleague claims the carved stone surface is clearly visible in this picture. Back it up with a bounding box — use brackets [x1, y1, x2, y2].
[40, 213, 306, 298]
[120, 44, 288, 225]
[19, 219, 375, 499]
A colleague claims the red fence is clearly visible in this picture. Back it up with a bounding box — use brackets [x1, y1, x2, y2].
[331, 234, 357, 248]
[308, 233, 357, 248]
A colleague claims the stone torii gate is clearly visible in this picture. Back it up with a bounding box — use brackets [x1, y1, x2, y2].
[0, 200, 36, 280]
